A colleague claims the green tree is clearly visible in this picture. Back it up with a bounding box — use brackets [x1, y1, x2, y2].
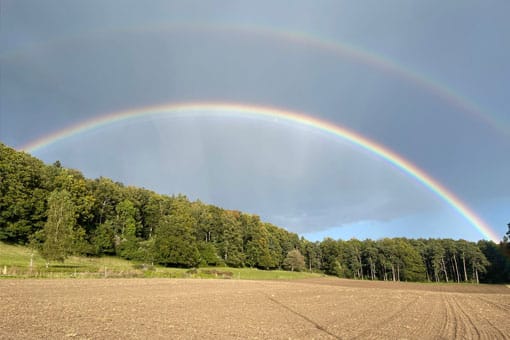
[504, 223, 510, 258]
[303, 240, 322, 272]
[191, 202, 216, 243]
[88, 177, 124, 227]
[265, 223, 284, 268]
[115, 199, 137, 238]
[244, 220, 274, 269]
[35, 190, 77, 264]
[218, 210, 244, 267]
[283, 249, 305, 271]
[478, 240, 510, 283]
[395, 239, 426, 282]
[94, 199, 140, 259]
[152, 198, 200, 268]
[0, 143, 49, 243]
[198, 242, 222, 266]
[467, 243, 489, 284]
[51, 168, 95, 233]
[343, 239, 364, 279]
[362, 239, 378, 280]
[92, 220, 115, 255]
[141, 194, 173, 239]
[320, 238, 342, 276]
[457, 240, 471, 282]
[427, 240, 447, 282]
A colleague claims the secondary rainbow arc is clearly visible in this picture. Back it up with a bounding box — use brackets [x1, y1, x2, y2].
[3, 22, 507, 137]
[21, 102, 500, 242]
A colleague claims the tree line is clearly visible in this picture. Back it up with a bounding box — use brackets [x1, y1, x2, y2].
[1, 142, 509, 282]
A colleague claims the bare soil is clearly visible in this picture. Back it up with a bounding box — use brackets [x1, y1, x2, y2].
[1, 278, 509, 339]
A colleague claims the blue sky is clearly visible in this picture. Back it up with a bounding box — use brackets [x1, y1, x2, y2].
[1, 1, 509, 241]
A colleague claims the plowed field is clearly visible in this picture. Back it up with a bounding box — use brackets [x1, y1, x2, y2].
[1, 278, 508, 339]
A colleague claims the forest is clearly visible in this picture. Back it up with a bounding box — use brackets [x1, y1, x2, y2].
[1, 142, 509, 283]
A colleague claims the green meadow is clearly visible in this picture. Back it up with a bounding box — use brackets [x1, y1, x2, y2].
[0, 242, 324, 280]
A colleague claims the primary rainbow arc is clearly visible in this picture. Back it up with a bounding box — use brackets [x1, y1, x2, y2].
[21, 102, 500, 242]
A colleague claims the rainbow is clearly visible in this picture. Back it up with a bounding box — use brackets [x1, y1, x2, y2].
[2, 22, 508, 137]
[255, 27, 508, 137]
[21, 102, 500, 242]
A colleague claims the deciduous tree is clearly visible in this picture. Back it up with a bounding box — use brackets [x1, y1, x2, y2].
[35, 190, 78, 264]
[152, 198, 200, 268]
[283, 249, 305, 271]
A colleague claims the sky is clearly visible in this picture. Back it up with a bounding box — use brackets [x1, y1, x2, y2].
[1, 1, 509, 242]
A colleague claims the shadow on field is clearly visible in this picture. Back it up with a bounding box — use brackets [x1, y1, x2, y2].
[264, 292, 341, 339]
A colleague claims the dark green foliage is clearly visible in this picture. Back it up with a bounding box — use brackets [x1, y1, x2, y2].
[88, 177, 124, 227]
[0, 143, 49, 243]
[341, 239, 364, 279]
[396, 239, 427, 282]
[243, 219, 276, 269]
[217, 210, 244, 267]
[92, 221, 115, 255]
[0, 142, 508, 282]
[114, 199, 139, 259]
[50, 168, 95, 228]
[477, 240, 510, 283]
[198, 242, 222, 266]
[32, 189, 78, 263]
[320, 238, 342, 276]
[152, 199, 200, 268]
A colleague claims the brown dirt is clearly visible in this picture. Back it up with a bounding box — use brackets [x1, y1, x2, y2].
[1, 278, 509, 339]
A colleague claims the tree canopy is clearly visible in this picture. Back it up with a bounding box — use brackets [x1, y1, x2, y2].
[31, 189, 78, 263]
[1, 142, 508, 282]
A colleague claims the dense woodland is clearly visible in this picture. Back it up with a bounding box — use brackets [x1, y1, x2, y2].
[1, 142, 509, 283]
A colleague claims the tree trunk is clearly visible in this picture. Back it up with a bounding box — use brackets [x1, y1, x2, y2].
[462, 253, 468, 282]
[471, 262, 480, 284]
[441, 257, 449, 283]
[30, 253, 34, 274]
[359, 256, 363, 280]
[369, 259, 375, 280]
[452, 254, 460, 283]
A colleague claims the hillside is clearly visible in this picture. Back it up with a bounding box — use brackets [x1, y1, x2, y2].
[1, 142, 509, 282]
